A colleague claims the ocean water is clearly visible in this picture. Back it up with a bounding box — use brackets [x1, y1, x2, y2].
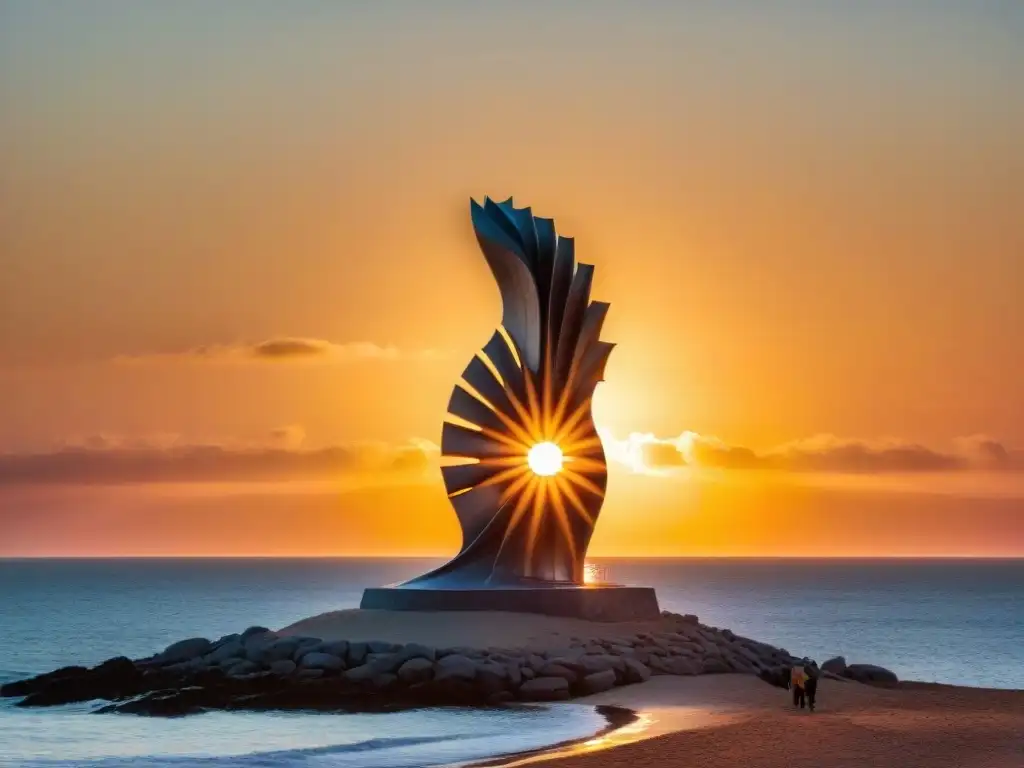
[1, 558, 1022, 766]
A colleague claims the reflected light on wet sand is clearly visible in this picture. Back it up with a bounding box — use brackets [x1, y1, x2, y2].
[491, 706, 739, 767]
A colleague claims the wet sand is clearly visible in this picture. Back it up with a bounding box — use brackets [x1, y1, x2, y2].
[509, 675, 1024, 768]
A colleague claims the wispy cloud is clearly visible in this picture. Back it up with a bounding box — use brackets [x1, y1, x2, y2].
[113, 338, 447, 365]
[600, 430, 1023, 475]
[0, 430, 440, 486]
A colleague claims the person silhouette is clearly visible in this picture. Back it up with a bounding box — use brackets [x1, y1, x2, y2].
[805, 659, 820, 712]
[790, 662, 807, 708]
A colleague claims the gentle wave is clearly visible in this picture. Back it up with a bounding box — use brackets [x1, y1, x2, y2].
[0, 702, 608, 768]
[8, 734, 472, 768]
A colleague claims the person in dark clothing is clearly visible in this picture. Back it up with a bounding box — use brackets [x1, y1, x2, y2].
[805, 660, 820, 712]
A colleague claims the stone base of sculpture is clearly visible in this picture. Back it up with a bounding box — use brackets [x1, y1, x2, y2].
[359, 584, 661, 622]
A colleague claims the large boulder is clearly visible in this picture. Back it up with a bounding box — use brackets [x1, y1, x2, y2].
[538, 662, 578, 684]
[821, 656, 848, 676]
[317, 640, 350, 659]
[576, 655, 617, 675]
[476, 662, 511, 695]
[580, 669, 617, 695]
[701, 657, 730, 674]
[519, 677, 570, 701]
[260, 638, 299, 663]
[205, 639, 244, 665]
[397, 658, 434, 685]
[758, 666, 790, 689]
[268, 659, 297, 676]
[845, 664, 898, 685]
[434, 654, 478, 683]
[226, 660, 260, 677]
[394, 643, 436, 664]
[291, 637, 323, 663]
[346, 642, 368, 667]
[299, 652, 344, 672]
[662, 657, 702, 676]
[155, 638, 211, 665]
[16, 657, 143, 707]
[1, 665, 89, 698]
[621, 658, 651, 684]
[240, 626, 271, 642]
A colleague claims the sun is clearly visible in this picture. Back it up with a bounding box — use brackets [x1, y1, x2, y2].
[527, 441, 564, 477]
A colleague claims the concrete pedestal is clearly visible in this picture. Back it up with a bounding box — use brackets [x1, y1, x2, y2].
[359, 584, 661, 622]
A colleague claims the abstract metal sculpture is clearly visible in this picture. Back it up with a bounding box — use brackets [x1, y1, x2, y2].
[361, 198, 659, 619]
[416, 196, 611, 586]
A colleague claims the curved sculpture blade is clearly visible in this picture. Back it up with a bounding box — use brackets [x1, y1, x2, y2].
[410, 197, 613, 588]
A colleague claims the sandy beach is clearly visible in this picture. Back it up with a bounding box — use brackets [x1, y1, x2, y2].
[282, 610, 1024, 767]
[507, 675, 1024, 768]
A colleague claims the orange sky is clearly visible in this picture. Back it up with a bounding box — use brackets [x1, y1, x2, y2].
[0, 3, 1021, 556]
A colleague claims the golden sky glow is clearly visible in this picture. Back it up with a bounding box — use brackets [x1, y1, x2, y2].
[0, 3, 1021, 556]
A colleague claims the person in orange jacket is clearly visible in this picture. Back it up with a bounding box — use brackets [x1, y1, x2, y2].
[790, 662, 808, 708]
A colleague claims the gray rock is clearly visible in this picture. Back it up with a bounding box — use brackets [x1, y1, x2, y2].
[269, 659, 297, 676]
[317, 640, 350, 659]
[539, 663, 578, 684]
[165, 658, 206, 674]
[226, 660, 259, 677]
[581, 669, 617, 694]
[156, 637, 212, 665]
[526, 654, 547, 673]
[290, 637, 323, 662]
[576, 654, 616, 675]
[299, 652, 344, 671]
[347, 642, 368, 667]
[647, 656, 670, 674]
[297, 668, 324, 680]
[261, 638, 301, 664]
[521, 666, 536, 680]
[364, 652, 393, 667]
[519, 677, 570, 701]
[622, 658, 652, 684]
[506, 664, 523, 687]
[367, 640, 399, 654]
[207, 633, 241, 652]
[476, 661, 510, 694]
[663, 657, 702, 676]
[241, 626, 271, 642]
[434, 654, 478, 682]
[822, 656, 847, 675]
[735, 645, 763, 666]
[845, 664, 898, 685]
[242, 630, 277, 662]
[722, 652, 753, 674]
[545, 647, 585, 661]
[394, 643, 436, 664]
[702, 657, 731, 674]
[204, 639, 244, 665]
[397, 657, 434, 685]
[344, 663, 377, 683]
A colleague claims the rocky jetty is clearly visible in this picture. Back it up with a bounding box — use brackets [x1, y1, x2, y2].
[0, 612, 898, 716]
